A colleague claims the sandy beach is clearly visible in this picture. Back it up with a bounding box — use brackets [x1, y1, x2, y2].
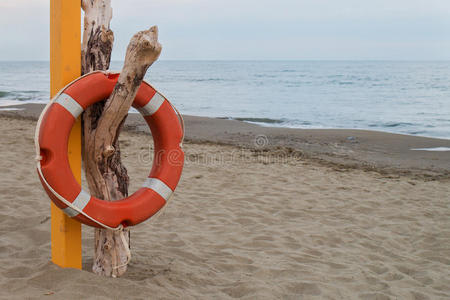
[0, 106, 449, 299]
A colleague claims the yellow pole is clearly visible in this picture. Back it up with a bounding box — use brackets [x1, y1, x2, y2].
[50, 0, 82, 269]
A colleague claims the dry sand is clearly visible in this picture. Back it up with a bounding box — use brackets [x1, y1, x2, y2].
[0, 114, 449, 299]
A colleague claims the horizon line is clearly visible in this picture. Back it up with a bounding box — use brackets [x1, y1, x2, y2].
[1, 59, 450, 62]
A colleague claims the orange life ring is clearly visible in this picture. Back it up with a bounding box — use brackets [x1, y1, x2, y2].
[35, 71, 184, 228]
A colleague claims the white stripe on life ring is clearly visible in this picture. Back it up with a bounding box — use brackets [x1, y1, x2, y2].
[62, 189, 91, 217]
[54, 93, 84, 118]
[137, 93, 165, 116]
[142, 178, 172, 201]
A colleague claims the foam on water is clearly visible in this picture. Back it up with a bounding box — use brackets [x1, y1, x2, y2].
[0, 107, 24, 111]
[410, 147, 450, 151]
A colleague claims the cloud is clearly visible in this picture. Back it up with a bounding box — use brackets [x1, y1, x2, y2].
[0, 0, 49, 60]
[0, 0, 449, 60]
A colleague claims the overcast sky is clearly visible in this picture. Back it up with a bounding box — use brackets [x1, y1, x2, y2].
[1, 0, 449, 60]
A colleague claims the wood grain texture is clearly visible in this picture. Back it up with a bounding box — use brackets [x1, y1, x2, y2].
[81, 0, 161, 277]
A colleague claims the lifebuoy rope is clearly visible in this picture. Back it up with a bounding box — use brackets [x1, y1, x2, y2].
[34, 71, 185, 270]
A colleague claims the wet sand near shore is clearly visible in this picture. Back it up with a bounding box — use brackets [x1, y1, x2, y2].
[2, 103, 449, 179]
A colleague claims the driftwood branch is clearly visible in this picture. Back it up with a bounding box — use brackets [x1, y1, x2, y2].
[85, 27, 161, 202]
[82, 0, 161, 277]
[81, 0, 113, 74]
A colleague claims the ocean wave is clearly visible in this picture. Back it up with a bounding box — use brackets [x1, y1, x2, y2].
[188, 78, 231, 82]
[231, 117, 318, 129]
[325, 79, 355, 85]
[254, 74, 277, 78]
[16, 90, 41, 94]
[369, 122, 415, 128]
[0, 89, 47, 102]
[233, 117, 285, 124]
[407, 131, 426, 135]
[0, 91, 11, 98]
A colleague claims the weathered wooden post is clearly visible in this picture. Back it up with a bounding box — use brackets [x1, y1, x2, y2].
[81, 0, 161, 277]
[49, 0, 82, 269]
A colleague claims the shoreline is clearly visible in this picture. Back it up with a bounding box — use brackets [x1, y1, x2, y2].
[3, 102, 449, 141]
[1, 103, 449, 179]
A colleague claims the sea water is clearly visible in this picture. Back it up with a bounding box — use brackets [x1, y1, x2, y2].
[0, 60, 449, 139]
